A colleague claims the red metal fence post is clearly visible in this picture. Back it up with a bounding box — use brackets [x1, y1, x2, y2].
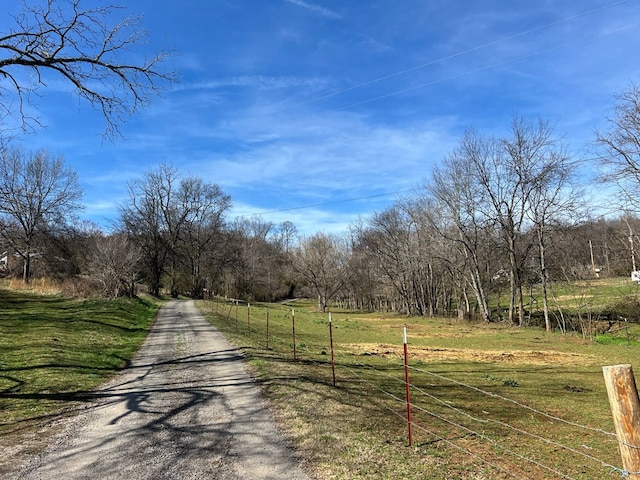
[266, 306, 270, 349]
[329, 312, 336, 387]
[403, 326, 413, 447]
[292, 308, 297, 361]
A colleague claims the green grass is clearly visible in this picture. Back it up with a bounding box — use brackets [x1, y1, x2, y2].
[198, 296, 640, 480]
[0, 289, 159, 430]
[519, 277, 640, 318]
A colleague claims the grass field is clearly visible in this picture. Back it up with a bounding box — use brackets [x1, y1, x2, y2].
[197, 295, 640, 480]
[0, 288, 158, 442]
[1, 277, 639, 479]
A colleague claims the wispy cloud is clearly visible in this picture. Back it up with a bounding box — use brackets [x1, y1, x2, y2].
[176, 75, 330, 92]
[284, 0, 342, 20]
[15, 0, 640, 236]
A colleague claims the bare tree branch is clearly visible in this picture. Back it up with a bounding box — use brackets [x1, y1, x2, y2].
[0, 0, 175, 140]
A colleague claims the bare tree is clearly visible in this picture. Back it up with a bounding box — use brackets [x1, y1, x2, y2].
[120, 164, 230, 297]
[120, 167, 168, 297]
[180, 177, 231, 297]
[363, 205, 428, 315]
[89, 233, 141, 298]
[595, 82, 640, 213]
[294, 232, 347, 312]
[426, 134, 495, 323]
[0, 145, 83, 282]
[0, 0, 173, 139]
[493, 117, 561, 326]
[526, 136, 583, 332]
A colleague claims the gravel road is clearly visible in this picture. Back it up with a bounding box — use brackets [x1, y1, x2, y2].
[16, 300, 310, 480]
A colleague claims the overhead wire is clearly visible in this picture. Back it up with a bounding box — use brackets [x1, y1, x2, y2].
[305, 0, 628, 106]
[332, 22, 638, 112]
[248, 1, 633, 218]
[242, 188, 416, 217]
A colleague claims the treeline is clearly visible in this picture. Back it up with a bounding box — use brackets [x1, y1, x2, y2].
[2, 85, 640, 328]
[0, 140, 637, 329]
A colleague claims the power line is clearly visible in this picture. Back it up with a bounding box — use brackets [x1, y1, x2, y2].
[239, 188, 416, 217]
[304, 0, 627, 106]
[332, 21, 638, 112]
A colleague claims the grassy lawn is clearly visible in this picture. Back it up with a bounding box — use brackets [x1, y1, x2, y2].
[197, 295, 640, 480]
[0, 288, 159, 432]
[1, 278, 638, 479]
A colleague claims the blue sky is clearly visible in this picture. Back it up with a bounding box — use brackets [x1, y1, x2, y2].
[3, 0, 640, 235]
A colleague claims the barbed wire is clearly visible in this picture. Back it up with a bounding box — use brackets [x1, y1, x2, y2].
[408, 364, 617, 437]
[339, 363, 522, 479]
[348, 360, 612, 479]
[348, 356, 619, 471]
[409, 381, 619, 471]
[203, 298, 629, 478]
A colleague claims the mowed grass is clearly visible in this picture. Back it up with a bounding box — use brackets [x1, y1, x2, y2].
[198, 296, 640, 480]
[0, 288, 159, 430]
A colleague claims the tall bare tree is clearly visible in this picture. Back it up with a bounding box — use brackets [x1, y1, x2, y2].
[0, 145, 83, 282]
[426, 134, 495, 323]
[120, 164, 229, 297]
[0, 0, 173, 139]
[180, 178, 230, 297]
[596, 82, 640, 212]
[294, 232, 347, 312]
[525, 134, 583, 332]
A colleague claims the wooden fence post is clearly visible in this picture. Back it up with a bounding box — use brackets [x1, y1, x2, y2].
[603, 364, 640, 479]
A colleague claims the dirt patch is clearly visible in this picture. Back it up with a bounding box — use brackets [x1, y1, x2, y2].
[345, 343, 596, 366]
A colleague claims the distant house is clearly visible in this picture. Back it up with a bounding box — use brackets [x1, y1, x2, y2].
[0, 251, 7, 271]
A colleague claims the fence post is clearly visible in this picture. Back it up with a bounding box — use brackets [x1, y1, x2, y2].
[292, 308, 297, 361]
[247, 302, 251, 334]
[266, 306, 270, 349]
[403, 326, 413, 447]
[226, 301, 232, 321]
[603, 364, 640, 479]
[235, 300, 239, 333]
[329, 312, 336, 387]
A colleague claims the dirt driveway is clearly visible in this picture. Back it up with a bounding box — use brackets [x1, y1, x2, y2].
[15, 300, 310, 480]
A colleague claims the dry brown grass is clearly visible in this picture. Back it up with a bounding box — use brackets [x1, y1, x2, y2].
[0, 277, 101, 298]
[343, 342, 597, 366]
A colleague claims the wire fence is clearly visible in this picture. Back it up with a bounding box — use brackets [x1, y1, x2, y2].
[200, 297, 636, 479]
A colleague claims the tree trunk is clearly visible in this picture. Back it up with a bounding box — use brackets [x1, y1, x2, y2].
[22, 249, 31, 284]
[538, 233, 551, 332]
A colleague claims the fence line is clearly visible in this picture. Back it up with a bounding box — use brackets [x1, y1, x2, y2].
[351, 357, 618, 472]
[339, 363, 522, 479]
[348, 358, 614, 478]
[343, 360, 564, 478]
[408, 380, 618, 471]
[202, 298, 630, 478]
[409, 364, 617, 437]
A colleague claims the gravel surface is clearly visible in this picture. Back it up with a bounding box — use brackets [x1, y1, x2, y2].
[16, 300, 310, 480]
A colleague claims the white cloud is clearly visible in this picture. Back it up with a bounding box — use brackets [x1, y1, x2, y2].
[283, 0, 342, 20]
[229, 201, 360, 236]
[175, 75, 330, 92]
